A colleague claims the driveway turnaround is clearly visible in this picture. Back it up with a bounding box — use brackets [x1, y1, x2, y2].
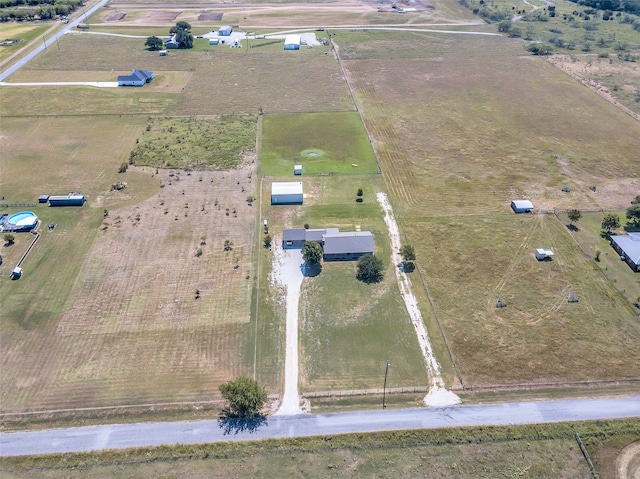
[1, 395, 639, 456]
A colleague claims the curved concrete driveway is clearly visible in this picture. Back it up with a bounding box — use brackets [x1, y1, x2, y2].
[1, 395, 639, 456]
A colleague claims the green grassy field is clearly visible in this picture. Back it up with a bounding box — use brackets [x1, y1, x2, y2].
[261, 112, 379, 176]
[0, 23, 49, 63]
[556, 210, 640, 309]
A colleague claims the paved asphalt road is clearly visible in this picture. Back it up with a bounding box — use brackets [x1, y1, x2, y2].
[0, 0, 110, 82]
[1, 395, 639, 456]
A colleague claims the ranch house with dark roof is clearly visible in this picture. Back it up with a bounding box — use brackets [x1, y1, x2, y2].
[117, 69, 154, 87]
[282, 227, 374, 261]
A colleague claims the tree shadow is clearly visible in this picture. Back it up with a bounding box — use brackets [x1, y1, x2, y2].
[566, 224, 579, 232]
[623, 223, 640, 233]
[301, 262, 322, 277]
[218, 412, 268, 436]
[399, 261, 415, 273]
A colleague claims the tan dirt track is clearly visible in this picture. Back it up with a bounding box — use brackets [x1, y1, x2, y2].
[617, 441, 640, 479]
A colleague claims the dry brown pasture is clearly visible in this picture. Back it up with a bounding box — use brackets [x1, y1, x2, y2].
[337, 32, 640, 216]
[1, 167, 260, 412]
[547, 54, 640, 120]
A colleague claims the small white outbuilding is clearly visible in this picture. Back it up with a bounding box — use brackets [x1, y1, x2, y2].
[535, 248, 554, 260]
[511, 200, 534, 213]
[284, 34, 301, 50]
[271, 182, 303, 205]
[294, 164, 302, 175]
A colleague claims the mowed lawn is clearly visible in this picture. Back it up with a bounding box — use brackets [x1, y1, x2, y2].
[406, 212, 640, 387]
[261, 175, 428, 391]
[261, 112, 380, 176]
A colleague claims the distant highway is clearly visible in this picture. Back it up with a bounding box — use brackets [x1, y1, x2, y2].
[1, 395, 639, 456]
[0, 0, 110, 82]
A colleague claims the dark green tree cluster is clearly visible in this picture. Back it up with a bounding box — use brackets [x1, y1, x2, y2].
[169, 20, 193, 49]
[627, 196, 640, 226]
[0, 0, 82, 21]
[302, 241, 322, 266]
[145, 36, 163, 51]
[357, 254, 384, 283]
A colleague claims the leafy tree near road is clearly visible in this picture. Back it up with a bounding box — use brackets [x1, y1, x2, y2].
[263, 234, 272, 247]
[399, 244, 415, 264]
[219, 375, 267, 417]
[567, 209, 582, 226]
[145, 36, 163, 51]
[627, 204, 640, 226]
[356, 254, 384, 283]
[601, 213, 620, 234]
[302, 241, 322, 265]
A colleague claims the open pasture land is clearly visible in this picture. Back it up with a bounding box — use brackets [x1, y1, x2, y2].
[556, 210, 640, 309]
[406, 212, 640, 387]
[261, 112, 379, 176]
[1, 167, 263, 412]
[337, 31, 640, 217]
[0, 114, 272, 413]
[168, 47, 353, 115]
[260, 174, 430, 392]
[0, 22, 49, 64]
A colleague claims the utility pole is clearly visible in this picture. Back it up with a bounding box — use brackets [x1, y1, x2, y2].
[382, 361, 390, 409]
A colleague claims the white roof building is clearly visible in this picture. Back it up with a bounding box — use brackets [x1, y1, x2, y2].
[271, 182, 303, 205]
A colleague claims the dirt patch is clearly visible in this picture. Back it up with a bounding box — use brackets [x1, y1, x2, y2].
[148, 10, 181, 22]
[617, 441, 640, 479]
[198, 12, 223, 21]
[106, 12, 127, 21]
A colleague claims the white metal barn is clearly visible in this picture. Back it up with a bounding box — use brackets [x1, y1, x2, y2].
[511, 200, 534, 213]
[294, 164, 302, 175]
[271, 182, 303, 204]
[535, 248, 554, 260]
[284, 34, 301, 50]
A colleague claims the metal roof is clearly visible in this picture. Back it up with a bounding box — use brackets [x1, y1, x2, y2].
[323, 231, 374, 255]
[611, 234, 640, 264]
[272, 182, 303, 196]
[284, 34, 301, 45]
[283, 228, 306, 242]
[511, 200, 533, 209]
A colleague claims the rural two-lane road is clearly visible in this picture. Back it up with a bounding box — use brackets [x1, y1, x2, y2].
[1, 395, 639, 457]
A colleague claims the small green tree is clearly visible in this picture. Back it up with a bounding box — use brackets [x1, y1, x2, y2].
[224, 239, 233, 251]
[145, 36, 163, 51]
[567, 209, 582, 226]
[118, 162, 128, 173]
[356, 254, 384, 283]
[627, 204, 640, 226]
[357, 188, 363, 197]
[302, 241, 323, 265]
[219, 375, 268, 417]
[631, 195, 640, 205]
[263, 234, 272, 247]
[3, 233, 15, 245]
[601, 213, 620, 233]
[399, 244, 416, 264]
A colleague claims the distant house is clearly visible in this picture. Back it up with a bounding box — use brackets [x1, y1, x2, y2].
[219, 25, 232, 36]
[284, 34, 301, 50]
[511, 200, 534, 213]
[165, 35, 180, 49]
[610, 234, 640, 272]
[323, 231, 374, 261]
[49, 193, 86, 207]
[271, 182, 303, 205]
[117, 69, 154, 87]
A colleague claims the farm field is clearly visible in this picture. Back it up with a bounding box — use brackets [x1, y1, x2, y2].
[406, 212, 640, 387]
[261, 112, 379, 176]
[0, 23, 49, 64]
[338, 31, 640, 217]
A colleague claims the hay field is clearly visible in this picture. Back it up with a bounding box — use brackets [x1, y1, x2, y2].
[338, 31, 640, 216]
[261, 112, 379, 176]
[406, 212, 640, 387]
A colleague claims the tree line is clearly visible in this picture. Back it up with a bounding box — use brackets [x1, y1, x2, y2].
[0, 0, 81, 22]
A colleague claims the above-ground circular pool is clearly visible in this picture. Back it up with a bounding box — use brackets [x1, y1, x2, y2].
[0, 211, 39, 232]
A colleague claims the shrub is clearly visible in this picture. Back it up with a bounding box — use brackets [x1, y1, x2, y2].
[118, 162, 128, 173]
